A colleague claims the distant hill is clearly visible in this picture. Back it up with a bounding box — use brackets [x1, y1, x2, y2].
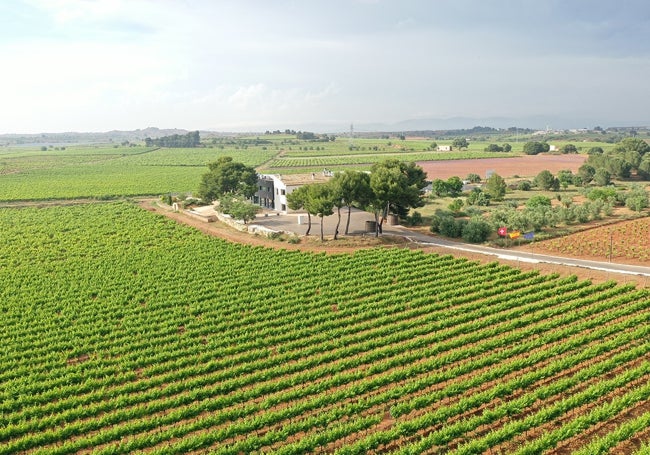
[0, 127, 191, 146]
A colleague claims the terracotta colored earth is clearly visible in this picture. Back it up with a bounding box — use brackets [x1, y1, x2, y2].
[417, 153, 587, 180]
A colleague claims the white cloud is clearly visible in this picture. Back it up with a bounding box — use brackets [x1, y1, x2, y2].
[2, 0, 650, 133]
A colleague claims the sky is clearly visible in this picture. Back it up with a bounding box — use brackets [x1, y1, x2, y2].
[1, 0, 650, 134]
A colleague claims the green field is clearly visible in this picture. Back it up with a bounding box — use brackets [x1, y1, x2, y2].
[0, 135, 619, 200]
[1, 202, 650, 453]
[0, 146, 275, 201]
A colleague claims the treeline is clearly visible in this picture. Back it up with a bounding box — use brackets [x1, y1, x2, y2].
[144, 131, 200, 148]
[262, 130, 336, 142]
[522, 138, 650, 181]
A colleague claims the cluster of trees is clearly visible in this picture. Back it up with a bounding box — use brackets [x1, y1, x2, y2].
[584, 184, 650, 212]
[145, 131, 200, 148]
[430, 172, 649, 243]
[295, 131, 336, 142]
[523, 141, 578, 155]
[484, 143, 512, 152]
[196, 157, 260, 223]
[585, 138, 650, 180]
[430, 213, 492, 243]
[451, 138, 469, 149]
[432, 193, 619, 243]
[522, 138, 650, 181]
[523, 141, 550, 155]
[488, 198, 614, 233]
[288, 160, 427, 240]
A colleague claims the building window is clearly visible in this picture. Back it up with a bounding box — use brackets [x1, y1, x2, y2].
[280, 189, 286, 195]
[281, 204, 286, 211]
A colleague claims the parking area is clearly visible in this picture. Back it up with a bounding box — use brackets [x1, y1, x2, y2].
[251, 207, 390, 236]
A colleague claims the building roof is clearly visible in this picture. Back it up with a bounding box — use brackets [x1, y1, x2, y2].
[261, 173, 332, 187]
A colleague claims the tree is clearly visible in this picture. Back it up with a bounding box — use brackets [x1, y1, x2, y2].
[462, 218, 492, 243]
[452, 137, 469, 149]
[306, 183, 334, 241]
[286, 185, 312, 235]
[466, 188, 490, 206]
[625, 184, 649, 211]
[197, 157, 258, 203]
[587, 146, 604, 155]
[526, 195, 552, 208]
[431, 179, 449, 197]
[556, 169, 574, 189]
[446, 176, 464, 197]
[502, 143, 512, 152]
[369, 160, 427, 233]
[561, 144, 578, 154]
[329, 171, 373, 236]
[485, 144, 503, 152]
[534, 170, 559, 191]
[219, 195, 259, 224]
[593, 168, 611, 186]
[448, 198, 464, 212]
[517, 180, 532, 191]
[620, 137, 650, 156]
[577, 164, 596, 185]
[523, 141, 550, 155]
[638, 156, 650, 179]
[484, 173, 507, 201]
[146, 131, 200, 148]
[466, 173, 481, 183]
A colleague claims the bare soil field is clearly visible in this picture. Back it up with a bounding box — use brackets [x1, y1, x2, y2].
[418, 153, 587, 180]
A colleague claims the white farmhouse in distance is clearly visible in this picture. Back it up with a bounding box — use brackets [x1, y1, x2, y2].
[437, 145, 453, 152]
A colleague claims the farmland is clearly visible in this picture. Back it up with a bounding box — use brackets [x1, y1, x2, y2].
[0, 146, 275, 201]
[0, 136, 616, 200]
[1, 202, 650, 453]
[530, 217, 650, 263]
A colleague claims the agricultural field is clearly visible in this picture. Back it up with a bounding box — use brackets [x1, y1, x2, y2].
[2, 202, 650, 453]
[265, 151, 519, 171]
[531, 217, 650, 263]
[0, 146, 275, 201]
[0, 135, 618, 199]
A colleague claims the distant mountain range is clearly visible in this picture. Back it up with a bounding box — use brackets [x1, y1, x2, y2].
[2, 116, 648, 145]
[0, 127, 191, 146]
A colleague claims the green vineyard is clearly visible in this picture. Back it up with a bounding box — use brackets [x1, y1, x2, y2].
[265, 151, 518, 169]
[1, 202, 650, 453]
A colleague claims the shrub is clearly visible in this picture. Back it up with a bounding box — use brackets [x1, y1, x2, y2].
[439, 216, 467, 238]
[462, 219, 492, 243]
[404, 211, 423, 226]
[466, 188, 490, 206]
[517, 180, 532, 191]
[526, 195, 552, 208]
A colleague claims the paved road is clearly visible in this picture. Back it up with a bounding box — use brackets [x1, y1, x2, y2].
[252, 208, 650, 278]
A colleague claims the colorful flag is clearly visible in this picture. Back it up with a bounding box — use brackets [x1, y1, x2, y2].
[509, 231, 521, 239]
[497, 226, 507, 237]
[523, 231, 535, 240]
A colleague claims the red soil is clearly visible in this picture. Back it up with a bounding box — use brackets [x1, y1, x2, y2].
[417, 154, 587, 180]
